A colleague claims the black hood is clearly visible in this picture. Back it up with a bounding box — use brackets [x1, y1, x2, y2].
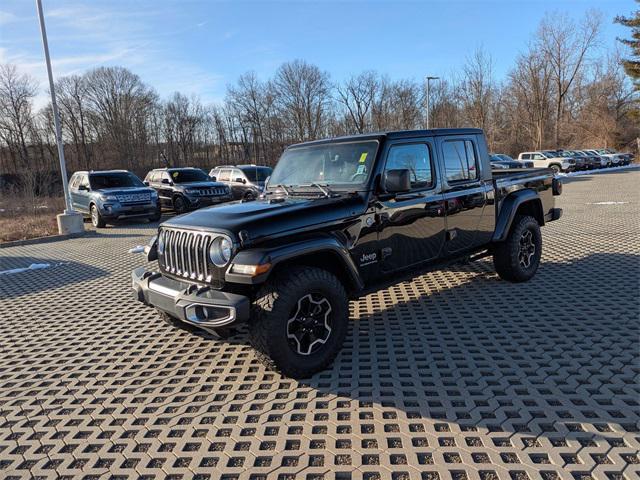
[162, 194, 367, 242]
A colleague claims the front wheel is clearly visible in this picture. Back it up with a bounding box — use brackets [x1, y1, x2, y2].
[173, 195, 187, 214]
[90, 204, 106, 228]
[493, 215, 542, 282]
[249, 266, 349, 378]
[549, 164, 561, 174]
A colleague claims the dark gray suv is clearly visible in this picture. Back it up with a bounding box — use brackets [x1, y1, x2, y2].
[209, 164, 272, 200]
[144, 168, 232, 213]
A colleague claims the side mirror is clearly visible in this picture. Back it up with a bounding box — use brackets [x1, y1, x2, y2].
[235, 177, 245, 184]
[382, 169, 411, 193]
[161, 178, 171, 185]
[78, 184, 89, 191]
[143, 181, 150, 186]
[209, 175, 216, 182]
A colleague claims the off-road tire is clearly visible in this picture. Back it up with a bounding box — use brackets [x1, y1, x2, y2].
[549, 164, 561, 174]
[249, 266, 349, 378]
[90, 204, 106, 228]
[173, 195, 187, 214]
[493, 215, 542, 283]
[243, 191, 255, 201]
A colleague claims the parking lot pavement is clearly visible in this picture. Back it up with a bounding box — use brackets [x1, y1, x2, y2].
[1, 169, 638, 480]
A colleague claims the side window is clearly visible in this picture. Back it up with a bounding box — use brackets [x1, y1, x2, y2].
[162, 172, 172, 183]
[80, 175, 90, 189]
[442, 139, 478, 182]
[532, 153, 544, 160]
[69, 175, 79, 189]
[385, 143, 433, 189]
[521, 153, 530, 160]
[233, 169, 245, 182]
[218, 169, 231, 182]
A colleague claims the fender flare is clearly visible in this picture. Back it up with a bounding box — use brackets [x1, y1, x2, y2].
[492, 189, 543, 242]
[225, 235, 364, 290]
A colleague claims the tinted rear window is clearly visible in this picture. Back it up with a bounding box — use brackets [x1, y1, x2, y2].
[169, 169, 209, 183]
[89, 172, 144, 189]
[240, 166, 272, 182]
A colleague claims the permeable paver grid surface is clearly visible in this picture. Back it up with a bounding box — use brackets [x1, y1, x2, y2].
[1, 169, 639, 480]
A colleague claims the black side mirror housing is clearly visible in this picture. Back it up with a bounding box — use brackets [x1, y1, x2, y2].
[161, 178, 171, 185]
[235, 177, 245, 184]
[209, 175, 216, 182]
[78, 184, 89, 191]
[143, 181, 150, 186]
[382, 169, 411, 193]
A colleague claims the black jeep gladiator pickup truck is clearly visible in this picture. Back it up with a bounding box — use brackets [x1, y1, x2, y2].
[132, 128, 562, 378]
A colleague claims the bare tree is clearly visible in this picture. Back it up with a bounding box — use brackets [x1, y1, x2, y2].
[458, 48, 496, 142]
[539, 10, 603, 145]
[0, 64, 38, 170]
[335, 71, 379, 133]
[56, 74, 93, 170]
[273, 60, 332, 141]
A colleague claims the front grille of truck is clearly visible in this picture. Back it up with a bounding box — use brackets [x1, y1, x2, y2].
[158, 228, 224, 286]
[116, 192, 151, 204]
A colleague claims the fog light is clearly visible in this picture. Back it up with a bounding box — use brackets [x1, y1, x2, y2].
[230, 263, 271, 276]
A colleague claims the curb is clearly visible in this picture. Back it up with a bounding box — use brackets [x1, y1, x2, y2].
[0, 230, 98, 249]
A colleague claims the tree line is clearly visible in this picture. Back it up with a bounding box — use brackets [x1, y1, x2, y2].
[0, 9, 638, 195]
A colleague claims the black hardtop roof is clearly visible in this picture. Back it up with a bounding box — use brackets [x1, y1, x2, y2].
[288, 128, 484, 149]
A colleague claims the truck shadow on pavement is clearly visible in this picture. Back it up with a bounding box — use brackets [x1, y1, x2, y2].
[301, 251, 639, 447]
[0, 256, 108, 300]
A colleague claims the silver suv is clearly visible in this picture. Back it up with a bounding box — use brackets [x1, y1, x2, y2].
[209, 164, 273, 200]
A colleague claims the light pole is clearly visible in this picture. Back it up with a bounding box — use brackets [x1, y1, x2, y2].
[425, 76, 440, 130]
[36, 0, 84, 234]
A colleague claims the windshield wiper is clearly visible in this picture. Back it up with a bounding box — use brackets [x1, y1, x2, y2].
[298, 183, 334, 197]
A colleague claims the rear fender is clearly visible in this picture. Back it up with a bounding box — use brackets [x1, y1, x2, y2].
[493, 189, 543, 242]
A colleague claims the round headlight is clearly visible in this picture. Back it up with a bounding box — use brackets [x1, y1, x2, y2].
[209, 235, 232, 267]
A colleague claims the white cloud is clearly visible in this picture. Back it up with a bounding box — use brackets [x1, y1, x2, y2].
[0, 10, 18, 25]
[1, 2, 226, 109]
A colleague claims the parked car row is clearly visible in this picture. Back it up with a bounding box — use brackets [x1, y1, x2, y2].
[490, 148, 634, 173]
[517, 149, 633, 173]
[69, 164, 273, 227]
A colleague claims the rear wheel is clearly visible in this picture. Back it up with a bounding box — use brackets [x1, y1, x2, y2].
[243, 191, 256, 201]
[249, 266, 349, 378]
[90, 204, 106, 228]
[493, 215, 542, 282]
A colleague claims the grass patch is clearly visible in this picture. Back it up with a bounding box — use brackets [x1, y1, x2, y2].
[0, 196, 66, 243]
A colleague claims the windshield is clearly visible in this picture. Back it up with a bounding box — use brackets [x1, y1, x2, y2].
[240, 166, 272, 182]
[90, 172, 144, 189]
[542, 150, 559, 157]
[558, 151, 573, 157]
[268, 140, 379, 190]
[497, 154, 514, 162]
[169, 169, 210, 183]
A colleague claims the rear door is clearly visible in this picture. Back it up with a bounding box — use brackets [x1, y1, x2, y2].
[376, 138, 446, 272]
[437, 135, 493, 254]
[76, 174, 91, 212]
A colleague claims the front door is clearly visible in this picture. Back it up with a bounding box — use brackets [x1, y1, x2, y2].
[376, 140, 446, 272]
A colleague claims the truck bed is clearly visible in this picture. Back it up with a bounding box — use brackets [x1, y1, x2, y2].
[492, 167, 556, 218]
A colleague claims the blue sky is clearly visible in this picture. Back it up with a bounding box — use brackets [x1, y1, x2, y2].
[0, 0, 633, 107]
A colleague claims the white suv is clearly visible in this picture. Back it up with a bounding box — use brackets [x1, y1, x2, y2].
[518, 150, 576, 173]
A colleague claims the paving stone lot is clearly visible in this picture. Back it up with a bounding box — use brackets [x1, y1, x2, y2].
[1, 169, 639, 480]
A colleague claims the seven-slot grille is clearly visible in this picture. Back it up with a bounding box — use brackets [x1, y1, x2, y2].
[116, 192, 151, 204]
[194, 187, 227, 196]
[159, 228, 218, 283]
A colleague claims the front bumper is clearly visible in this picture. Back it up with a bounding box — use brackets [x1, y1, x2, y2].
[186, 195, 232, 208]
[102, 202, 158, 220]
[132, 267, 250, 328]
